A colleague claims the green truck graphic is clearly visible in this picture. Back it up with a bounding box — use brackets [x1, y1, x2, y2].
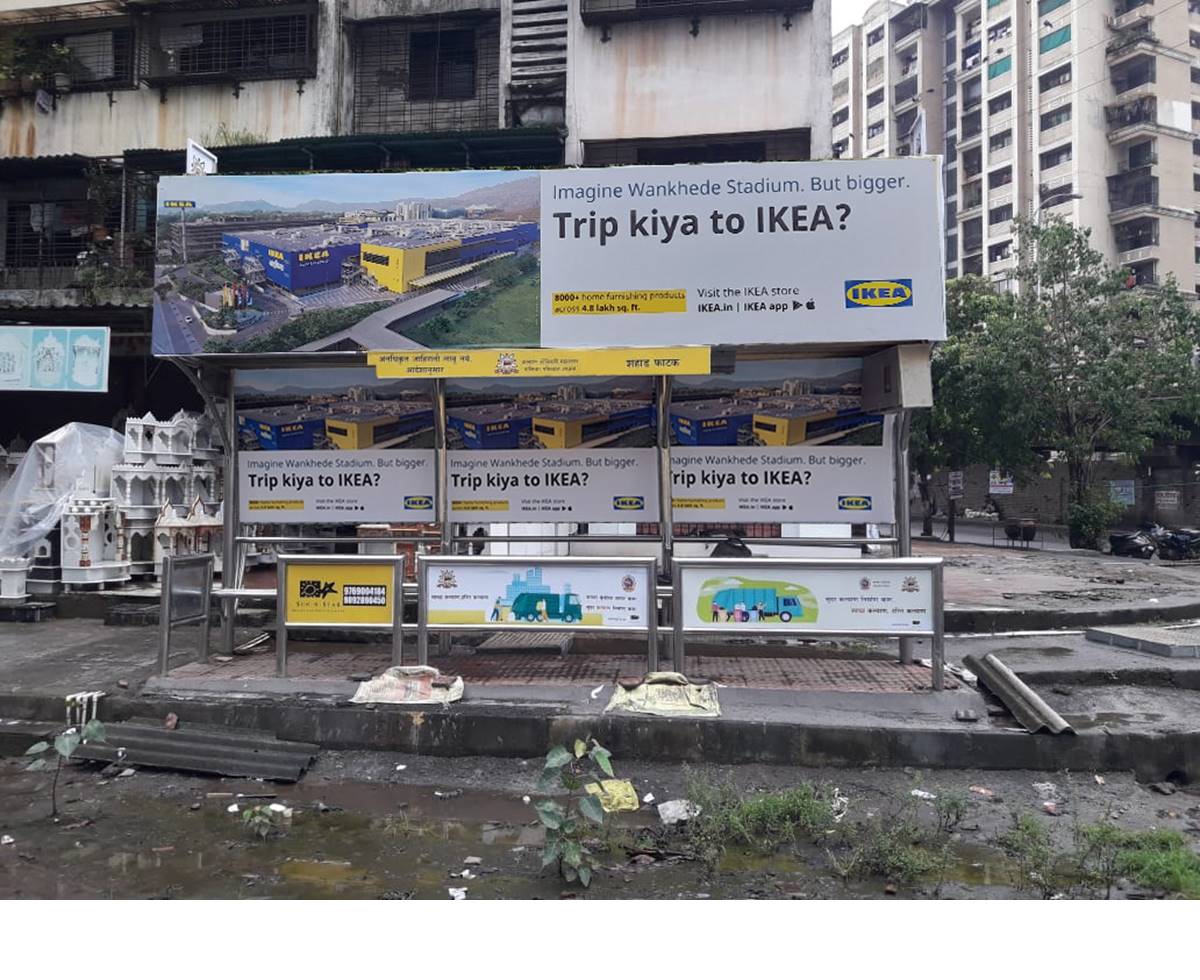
[697, 577, 818, 624]
[510, 592, 583, 623]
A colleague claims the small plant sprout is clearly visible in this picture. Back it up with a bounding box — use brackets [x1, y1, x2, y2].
[534, 738, 616, 888]
[24, 719, 108, 818]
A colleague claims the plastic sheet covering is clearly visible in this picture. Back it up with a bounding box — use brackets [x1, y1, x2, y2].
[0, 423, 124, 559]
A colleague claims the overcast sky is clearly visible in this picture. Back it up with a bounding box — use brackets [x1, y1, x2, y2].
[833, 0, 886, 33]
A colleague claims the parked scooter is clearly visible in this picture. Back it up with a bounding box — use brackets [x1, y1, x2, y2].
[1108, 528, 1157, 560]
[1140, 522, 1200, 561]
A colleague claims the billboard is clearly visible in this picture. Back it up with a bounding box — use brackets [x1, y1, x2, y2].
[152, 160, 943, 356]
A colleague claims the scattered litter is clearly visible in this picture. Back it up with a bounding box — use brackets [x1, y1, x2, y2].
[1094, 775, 1106, 786]
[642, 792, 656, 805]
[585, 779, 639, 813]
[226, 803, 240, 813]
[151, 846, 174, 854]
[1149, 598, 1159, 604]
[434, 790, 462, 800]
[1150, 781, 1177, 796]
[954, 708, 978, 723]
[212, 656, 234, 664]
[0, 835, 14, 846]
[1032, 781, 1059, 801]
[831, 787, 849, 824]
[884, 883, 897, 895]
[969, 785, 995, 798]
[395, 764, 407, 771]
[910, 789, 937, 801]
[463, 856, 482, 865]
[589, 684, 605, 701]
[164, 713, 178, 731]
[206, 792, 233, 799]
[605, 672, 720, 718]
[267, 803, 295, 819]
[657, 799, 702, 826]
[61, 819, 91, 830]
[116, 679, 129, 689]
[351, 666, 464, 705]
[630, 853, 656, 866]
[448, 887, 468, 900]
[453, 869, 476, 880]
[189, 803, 201, 811]
[1042, 801, 1060, 816]
[117, 767, 136, 778]
[521, 795, 531, 805]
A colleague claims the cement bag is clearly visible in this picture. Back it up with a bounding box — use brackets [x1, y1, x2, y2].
[350, 665, 464, 705]
[0, 423, 124, 559]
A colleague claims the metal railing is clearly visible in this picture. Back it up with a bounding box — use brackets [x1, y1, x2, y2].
[158, 554, 214, 675]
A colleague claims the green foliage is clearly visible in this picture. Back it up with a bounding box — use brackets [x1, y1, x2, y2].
[220, 301, 392, 354]
[1066, 492, 1124, 550]
[933, 790, 968, 835]
[203, 122, 267, 147]
[534, 737, 614, 888]
[24, 720, 107, 818]
[403, 254, 539, 348]
[1073, 824, 1200, 899]
[242, 804, 289, 841]
[995, 813, 1065, 899]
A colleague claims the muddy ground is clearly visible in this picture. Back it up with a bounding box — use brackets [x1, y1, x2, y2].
[1, 750, 1196, 900]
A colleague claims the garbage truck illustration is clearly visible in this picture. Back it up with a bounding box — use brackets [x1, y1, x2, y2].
[510, 591, 584, 623]
[698, 577, 818, 625]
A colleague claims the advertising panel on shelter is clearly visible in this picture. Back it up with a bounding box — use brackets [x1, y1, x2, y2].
[678, 564, 933, 633]
[283, 559, 396, 626]
[669, 356, 894, 524]
[445, 376, 660, 522]
[423, 561, 652, 627]
[152, 159, 943, 356]
[234, 367, 435, 523]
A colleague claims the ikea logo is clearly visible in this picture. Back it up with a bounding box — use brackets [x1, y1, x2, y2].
[844, 279, 913, 309]
[613, 496, 645, 511]
[837, 495, 873, 511]
[404, 495, 433, 510]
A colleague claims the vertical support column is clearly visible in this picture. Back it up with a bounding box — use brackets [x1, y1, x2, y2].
[220, 368, 238, 655]
[892, 410, 914, 665]
[646, 559, 659, 673]
[276, 558, 288, 678]
[158, 556, 173, 676]
[656, 375, 673, 667]
[670, 558, 685, 674]
[434, 380, 451, 658]
[930, 561, 945, 692]
[391, 555, 404, 667]
[199, 555, 213, 663]
[417, 559, 429, 667]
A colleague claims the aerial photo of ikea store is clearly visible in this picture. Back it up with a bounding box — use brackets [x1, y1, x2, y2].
[221, 218, 539, 297]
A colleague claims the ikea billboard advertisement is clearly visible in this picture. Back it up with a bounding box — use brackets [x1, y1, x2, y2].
[153, 159, 943, 356]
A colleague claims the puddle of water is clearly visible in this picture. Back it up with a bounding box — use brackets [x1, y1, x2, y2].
[1065, 711, 1165, 731]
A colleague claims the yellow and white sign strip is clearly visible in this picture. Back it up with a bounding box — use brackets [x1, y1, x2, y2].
[369, 346, 710, 379]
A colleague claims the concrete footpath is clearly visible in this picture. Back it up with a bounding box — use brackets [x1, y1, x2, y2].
[2, 613, 1200, 781]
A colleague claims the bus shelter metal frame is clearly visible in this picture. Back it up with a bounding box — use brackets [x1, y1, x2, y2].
[157, 553, 214, 675]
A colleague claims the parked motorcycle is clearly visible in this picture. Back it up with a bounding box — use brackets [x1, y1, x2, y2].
[1108, 528, 1156, 560]
[1140, 522, 1200, 561]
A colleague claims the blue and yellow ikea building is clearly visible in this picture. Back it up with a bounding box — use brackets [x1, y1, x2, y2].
[447, 405, 535, 450]
[237, 406, 329, 450]
[221, 231, 361, 294]
[671, 400, 756, 446]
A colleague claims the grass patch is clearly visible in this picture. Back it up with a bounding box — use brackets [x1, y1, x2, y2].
[1101, 827, 1200, 899]
[403, 254, 539, 347]
[204, 301, 391, 353]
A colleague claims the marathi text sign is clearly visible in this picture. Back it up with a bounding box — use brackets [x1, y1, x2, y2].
[422, 560, 652, 628]
[678, 563, 934, 633]
[370, 347, 709, 378]
[238, 450, 434, 523]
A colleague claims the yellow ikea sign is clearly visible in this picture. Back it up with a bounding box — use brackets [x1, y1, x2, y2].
[844, 279, 914, 308]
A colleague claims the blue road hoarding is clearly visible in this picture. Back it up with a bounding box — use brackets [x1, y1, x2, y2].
[0, 326, 110, 393]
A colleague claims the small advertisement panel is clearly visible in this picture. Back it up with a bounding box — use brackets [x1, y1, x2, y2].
[235, 367, 436, 523]
[668, 356, 893, 523]
[678, 564, 934, 633]
[446, 375, 659, 522]
[283, 560, 395, 626]
[423, 561, 651, 627]
[0, 325, 109, 392]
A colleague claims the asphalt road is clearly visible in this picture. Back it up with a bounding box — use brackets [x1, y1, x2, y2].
[152, 292, 203, 355]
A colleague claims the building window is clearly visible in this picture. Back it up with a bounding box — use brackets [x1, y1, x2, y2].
[987, 55, 1012, 79]
[1041, 181, 1073, 205]
[1040, 103, 1072, 130]
[989, 241, 1013, 262]
[990, 129, 1013, 151]
[989, 91, 1012, 115]
[833, 138, 850, 158]
[987, 20, 1011, 44]
[945, 138, 957, 163]
[867, 120, 885, 139]
[1040, 143, 1072, 169]
[867, 26, 885, 47]
[1039, 63, 1071, 93]
[832, 47, 849, 69]
[170, 11, 315, 80]
[989, 166, 1013, 189]
[409, 29, 476, 101]
[989, 203, 1013, 225]
[1040, 26, 1071, 55]
[945, 37, 956, 65]
[361, 251, 390, 265]
[867, 87, 885, 108]
[832, 107, 849, 127]
[1038, 0, 1069, 14]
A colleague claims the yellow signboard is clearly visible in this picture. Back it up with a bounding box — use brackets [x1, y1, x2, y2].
[369, 346, 710, 379]
[551, 290, 687, 316]
[283, 561, 394, 626]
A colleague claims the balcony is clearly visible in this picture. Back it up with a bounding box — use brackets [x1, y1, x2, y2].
[1108, 1, 1154, 33]
[579, 0, 814, 24]
[1107, 169, 1159, 213]
[1041, 158, 1074, 185]
[1105, 95, 1158, 140]
[963, 235, 984, 255]
[894, 75, 920, 107]
[1107, 25, 1158, 60]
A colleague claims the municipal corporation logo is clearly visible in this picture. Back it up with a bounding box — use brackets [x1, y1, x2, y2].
[404, 495, 433, 510]
[612, 495, 645, 511]
[621, 575, 637, 593]
[436, 569, 458, 589]
[495, 352, 519, 375]
[844, 279, 914, 309]
[837, 495, 872, 511]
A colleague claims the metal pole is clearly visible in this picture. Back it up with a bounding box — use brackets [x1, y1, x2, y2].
[671, 559, 685, 673]
[434, 379, 451, 658]
[417, 559, 429, 666]
[391, 555, 404, 667]
[158, 556, 174, 676]
[199, 555, 213, 663]
[656, 375, 673, 669]
[221, 369, 238, 654]
[276, 558, 288, 678]
[646, 559, 659, 673]
[931, 561, 945, 691]
[892, 410, 915, 664]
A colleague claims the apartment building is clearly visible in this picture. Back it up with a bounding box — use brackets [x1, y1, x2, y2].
[832, 0, 1200, 294]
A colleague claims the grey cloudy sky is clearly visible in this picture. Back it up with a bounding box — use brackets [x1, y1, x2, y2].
[833, 0, 884, 33]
